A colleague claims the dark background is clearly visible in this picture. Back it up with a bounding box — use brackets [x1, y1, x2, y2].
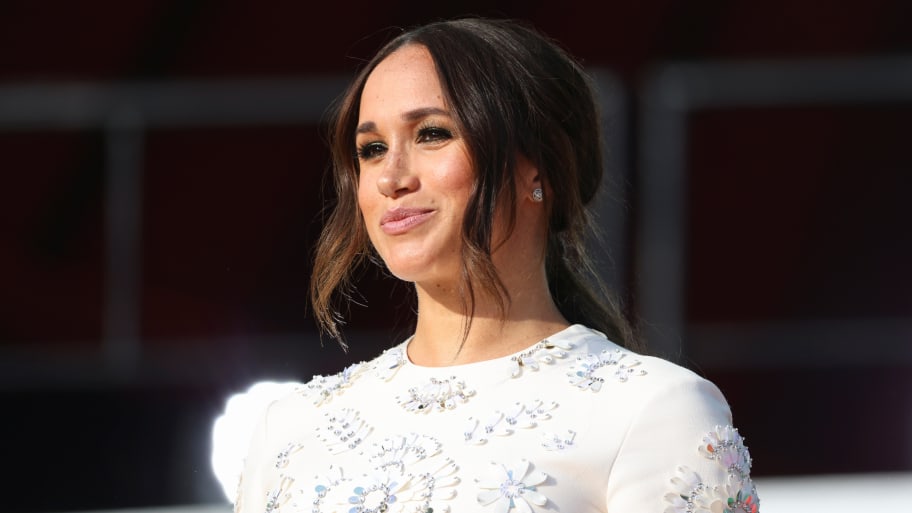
[2, 1, 911, 511]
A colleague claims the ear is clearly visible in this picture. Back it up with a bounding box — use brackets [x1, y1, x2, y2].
[516, 154, 542, 200]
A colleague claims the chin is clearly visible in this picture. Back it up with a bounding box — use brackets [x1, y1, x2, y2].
[383, 265, 427, 283]
[373, 241, 461, 285]
[382, 259, 453, 286]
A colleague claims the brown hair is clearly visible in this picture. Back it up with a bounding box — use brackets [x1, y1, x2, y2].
[311, 17, 639, 350]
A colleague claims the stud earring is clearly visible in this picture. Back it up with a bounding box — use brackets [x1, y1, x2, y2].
[531, 188, 544, 202]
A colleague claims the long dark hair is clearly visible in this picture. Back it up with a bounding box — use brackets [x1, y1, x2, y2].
[311, 17, 639, 350]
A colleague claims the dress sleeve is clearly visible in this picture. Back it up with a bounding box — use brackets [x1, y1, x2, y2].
[212, 381, 301, 508]
[604, 373, 759, 513]
[234, 399, 275, 513]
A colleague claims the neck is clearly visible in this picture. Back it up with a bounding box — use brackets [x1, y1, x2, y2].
[407, 268, 569, 366]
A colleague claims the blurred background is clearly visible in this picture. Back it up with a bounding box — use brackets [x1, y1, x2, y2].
[2, 1, 911, 511]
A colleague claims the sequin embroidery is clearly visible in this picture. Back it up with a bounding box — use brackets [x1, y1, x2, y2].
[463, 400, 558, 445]
[275, 443, 303, 469]
[508, 338, 574, 378]
[540, 430, 576, 452]
[397, 376, 475, 413]
[316, 408, 372, 455]
[307, 434, 460, 513]
[568, 349, 646, 391]
[476, 459, 550, 512]
[297, 363, 367, 407]
[664, 425, 759, 513]
[373, 346, 406, 382]
[264, 475, 294, 513]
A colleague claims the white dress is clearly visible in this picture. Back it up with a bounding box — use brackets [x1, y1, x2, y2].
[230, 324, 758, 513]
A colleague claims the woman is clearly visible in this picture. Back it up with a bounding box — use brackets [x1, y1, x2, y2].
[229, 17, 758, 513]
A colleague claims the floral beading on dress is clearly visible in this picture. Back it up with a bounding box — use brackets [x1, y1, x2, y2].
[316, 408, 372, 455]
[567, 349, 646, 391]
[307, 434, 460, 513]
[507, 338, 574, 378]
[372, 346, 406, 381]
[397, 376, 476, 413]
[664, 425, 759, 513]
[297, 363, 368, 407]
[463, 400, 558, 445]
[539, 430, 576, 452]
[264, 475, 294, 513]
[476, 459, 550, 513]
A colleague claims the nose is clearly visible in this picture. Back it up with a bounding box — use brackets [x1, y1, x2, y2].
[376, 149, 419, 198]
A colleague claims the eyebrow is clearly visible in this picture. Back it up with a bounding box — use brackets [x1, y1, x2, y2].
[356, 107, 451, 134]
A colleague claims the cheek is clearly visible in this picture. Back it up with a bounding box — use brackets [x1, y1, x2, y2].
[430, 153, 474, 204]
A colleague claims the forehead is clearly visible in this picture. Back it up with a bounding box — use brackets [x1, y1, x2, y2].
[359, 45, 447, 118]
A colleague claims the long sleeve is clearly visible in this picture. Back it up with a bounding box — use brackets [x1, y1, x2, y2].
[605, 372, 759, 513]
[235, 398, 274, 513]
[211, 381, 300, 513]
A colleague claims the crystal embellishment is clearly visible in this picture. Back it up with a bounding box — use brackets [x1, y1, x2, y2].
[275, 442, 304, 469]
[315, 408, 372, 455]
[476, 459, 549, 511]
[369, 433, 443, 473]
[568, 349, 646, 391]
[307, 435, 459, 513]
[540, 430, 576, 451]
[508, 338, 574, 378]
[346, 480, 400, 513]
[373, 346, 406, 382]
[298, 363, 367, 407]
[664, 425, 759, 513]
[264, 475, 294, 513]
[463, 400, 558, 445]
[397, 376, 476, 413]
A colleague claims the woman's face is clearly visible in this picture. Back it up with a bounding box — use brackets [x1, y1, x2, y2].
[356, 45, 474, 286]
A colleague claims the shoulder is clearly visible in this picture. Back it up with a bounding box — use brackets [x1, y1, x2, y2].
[561, 326, 736, 459]
[632, 351, 731, 421]
[219, 347, 407, 504]
[210, 380, 301, 503]
[562, 327, 758, 512]
[562, 324, 729, 413]
[264, 343, 408, 422]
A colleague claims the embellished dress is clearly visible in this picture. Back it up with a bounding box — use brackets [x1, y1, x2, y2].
[233, 324, 758, 513]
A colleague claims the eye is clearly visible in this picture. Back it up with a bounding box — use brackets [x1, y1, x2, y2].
[416, 126, 452, 144]
[356, 141, 387, 161]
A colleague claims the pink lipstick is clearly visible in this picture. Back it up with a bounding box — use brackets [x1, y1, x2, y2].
[380, 207, 435, 235]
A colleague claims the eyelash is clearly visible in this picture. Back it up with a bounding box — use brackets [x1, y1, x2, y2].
[356, 142, 386, 161]
[416, 124, 453, 143]
[355, 124, 454, 161]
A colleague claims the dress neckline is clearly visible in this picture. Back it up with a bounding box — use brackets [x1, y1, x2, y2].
[399, 323, 592, 374]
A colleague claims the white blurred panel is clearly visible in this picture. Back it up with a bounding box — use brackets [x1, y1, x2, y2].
[754, 472, 912, 512]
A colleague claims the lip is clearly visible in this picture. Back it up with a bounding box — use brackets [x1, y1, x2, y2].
[380, 207, 435, 235]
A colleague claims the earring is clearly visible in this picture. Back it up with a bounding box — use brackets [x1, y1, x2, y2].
[531, 188, 544, 202]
